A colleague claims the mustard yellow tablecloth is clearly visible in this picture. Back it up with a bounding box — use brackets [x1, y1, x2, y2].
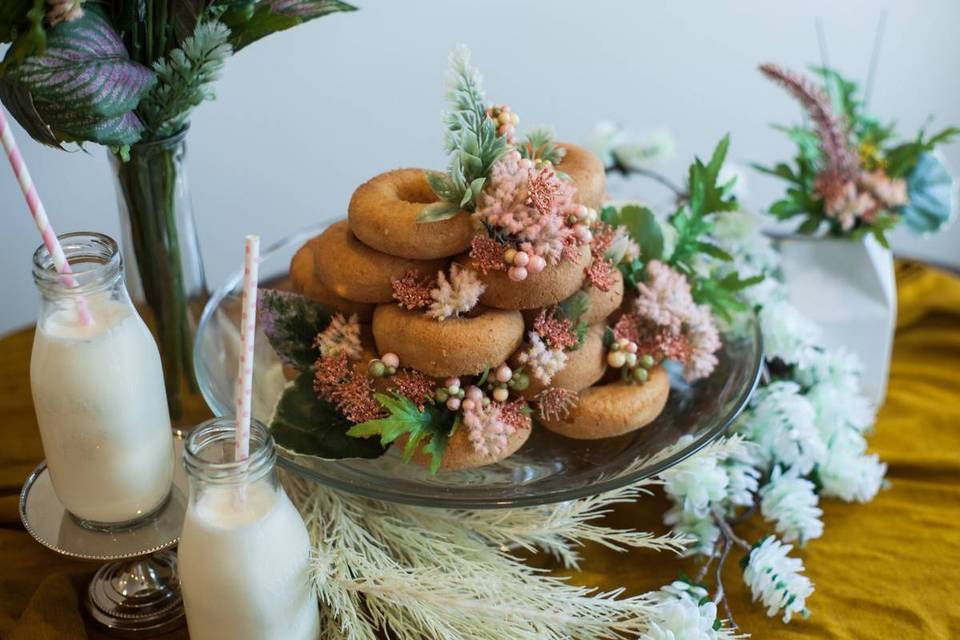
[2, 261, 959, 639]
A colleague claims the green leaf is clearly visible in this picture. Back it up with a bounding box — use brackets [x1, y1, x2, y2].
[348, 393, 455, 474]
[271, 372, 387, 459]
[557, 290, 590, 324]
[619, 204, 664, 261]
[899, 152, 956, 234]
[696, 241, 733, 262]
[221, 0, 357, 50]
[0, 6, 156, 146]
[258, 289, 334, 370]
[796, 216, 822, 235]
[0, 0, 45, 69]
[416, 201, 461, 223]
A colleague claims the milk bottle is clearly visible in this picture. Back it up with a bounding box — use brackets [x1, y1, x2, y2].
[179, 418, 320, 640]
[30, 232, 173, 527]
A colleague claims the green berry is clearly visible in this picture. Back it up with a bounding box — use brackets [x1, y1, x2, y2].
[368, 360, 386, 378]
[386, 366, 397, 376]
[640, 354, 655, 368]
[512, 372, 530, 391]
[633, 367, 649, 382]
[435, 389, 449, 402]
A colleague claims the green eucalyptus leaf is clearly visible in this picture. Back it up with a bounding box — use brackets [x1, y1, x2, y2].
[619, 204, 664, 261]
[271, 373, 387, 459]
[416, 201, 461, 223]
[898, 152, 956, 234]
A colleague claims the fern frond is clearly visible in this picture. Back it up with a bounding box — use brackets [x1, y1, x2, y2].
[138, 20, 232, 139]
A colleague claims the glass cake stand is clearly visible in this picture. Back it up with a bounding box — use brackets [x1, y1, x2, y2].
[194, 222, 763, 509]
[19, 436, 188, 636]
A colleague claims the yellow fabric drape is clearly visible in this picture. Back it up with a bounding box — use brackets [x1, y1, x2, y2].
[1, 261, 958, 639]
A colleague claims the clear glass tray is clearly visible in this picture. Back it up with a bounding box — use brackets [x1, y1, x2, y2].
[194, 223, 763, 508]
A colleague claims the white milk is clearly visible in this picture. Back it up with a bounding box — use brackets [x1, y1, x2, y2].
[30, 294, 174, 524]
[178, 481, 320, 640]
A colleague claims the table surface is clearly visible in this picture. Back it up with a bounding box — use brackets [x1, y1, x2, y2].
[2, 261, 959, 639]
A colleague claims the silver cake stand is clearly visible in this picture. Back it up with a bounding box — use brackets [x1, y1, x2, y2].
[19, 436, 188, 637]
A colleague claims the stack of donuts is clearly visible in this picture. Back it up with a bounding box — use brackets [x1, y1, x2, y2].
[289, 143, 670, 470]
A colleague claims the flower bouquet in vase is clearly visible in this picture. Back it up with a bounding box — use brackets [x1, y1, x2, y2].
[756, 64, 957, 405]
[0, 0, 355, 421]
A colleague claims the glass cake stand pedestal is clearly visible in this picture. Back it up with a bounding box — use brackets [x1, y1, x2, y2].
[18, 436, 188, 637]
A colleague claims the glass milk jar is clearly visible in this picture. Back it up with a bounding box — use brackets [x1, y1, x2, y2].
[179, 418, 320, 640]
[30, 232, 174, 527]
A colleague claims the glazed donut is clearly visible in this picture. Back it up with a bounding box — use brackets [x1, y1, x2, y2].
[290, 237, 374, 321]
[314, 220, 447, 304]
[556, 143, 605, 211]
[541, 366, 669, 439]
[522, 323, 607, 398]
[348, 168, 475, 259]
[372, 304, 524, 378]
[468, 243, 592, 310]
[398, 414, 531, 470]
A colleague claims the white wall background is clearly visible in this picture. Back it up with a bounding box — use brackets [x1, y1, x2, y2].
[2, 0, 958, 334]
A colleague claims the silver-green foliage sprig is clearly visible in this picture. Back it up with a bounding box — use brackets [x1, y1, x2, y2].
[419, 46, 509, 223]
[138, 20, 232, 140]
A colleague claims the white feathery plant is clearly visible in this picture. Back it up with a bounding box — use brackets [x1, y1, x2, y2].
[138, 20, 232, 139]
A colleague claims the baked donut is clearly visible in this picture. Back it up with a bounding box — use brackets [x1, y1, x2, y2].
[522, 323, 607, 397]
[314, 220, 447, 303]
[290, 237, 374, 321]
[556, 143, 605, 211]
[398, 414, 531, 470]
[348, 168, 475, 259]
[372, 304, 524, 378]
[541, 366, 669, 439]
[469, 243, 592, 310]
[580, 267, 624, 325]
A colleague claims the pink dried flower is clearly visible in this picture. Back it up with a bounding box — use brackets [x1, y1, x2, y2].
[469, 235, 507, 274]
[534, 388, 578, 421]
[392, 270, 435, 310]
[635, 261, 699, 332]
[332, 374, 383, 424]
[46, 0, 83, 26]
[427, 264, 485, 320]
[516, 332, 568, 386]
[462, 395, 515, 457]
[859, 169, 909, 209]
[585, 256, 617, 292]
[532, 309, 579, 351]
[313, 353, 351, 401]
[500, 399, 532, 432]
[684, 306, 721, 381]
[476, 150, 583, 266]
[388, 369, 435, 411]
[590, 224, 616, 256]
[759, 64, 857, 184]
[313, 313, 362, 359]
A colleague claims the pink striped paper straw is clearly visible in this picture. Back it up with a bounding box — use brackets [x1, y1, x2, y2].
[234, 235, 260, 462]
[0, 109, 92, 326]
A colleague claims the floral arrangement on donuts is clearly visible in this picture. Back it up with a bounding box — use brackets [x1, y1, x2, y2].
[260, 47, 760, 473]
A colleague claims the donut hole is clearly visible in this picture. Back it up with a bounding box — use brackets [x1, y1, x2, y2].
[394, 179, 439, 205]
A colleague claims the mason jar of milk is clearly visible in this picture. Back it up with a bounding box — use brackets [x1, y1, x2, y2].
[30, 232, 174, 528]
[179, 418, 320, 640]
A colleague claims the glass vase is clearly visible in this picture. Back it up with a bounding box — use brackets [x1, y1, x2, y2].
[109, 129, 208, 424]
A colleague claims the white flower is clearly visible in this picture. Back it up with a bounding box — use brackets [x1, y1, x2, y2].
[427, 264, 484, 320]
[711, 210, 781, 281]
[757, 299, 821, 367]
[664, 506, 719, 557]
[743, 537, 813, 623]
[516, 332, 567, 385]
[806, 382, 875, 440]
[604, 225, 642, 264]
[661, 437, 729, 518]
[718, 162, 750, 202]
[760, 467, 823, 544]
[590, 121, 675, 170]
[818, 431, 887, 503]
[721, 447, 761, 511]
[643, 581, 719, 640]
[738, 382, 826, 475]
[794, 346, 865, 395]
